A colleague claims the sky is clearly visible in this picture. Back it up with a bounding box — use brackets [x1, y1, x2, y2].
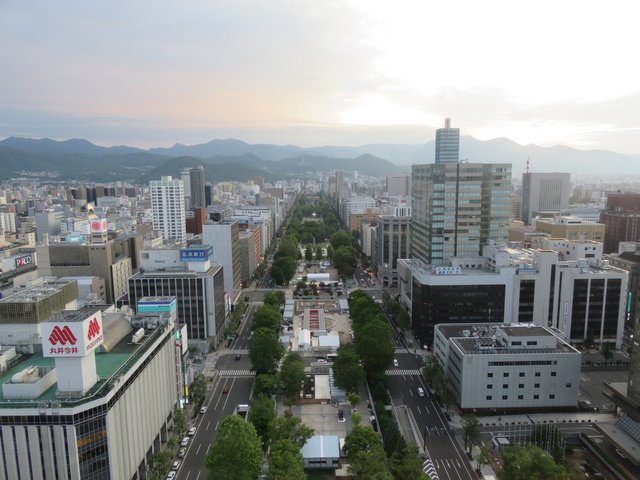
[1, 0, 639, 153]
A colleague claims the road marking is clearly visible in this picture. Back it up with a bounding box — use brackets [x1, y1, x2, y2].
[206, 421, 211, 431]
[206, 444, 211, 454]
[196, 444, 201, 455]
[416, 405, 421, 415]
[195, 472, 201, 480]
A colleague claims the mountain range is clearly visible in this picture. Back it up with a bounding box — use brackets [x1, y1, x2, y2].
[0, 136, 638, 183]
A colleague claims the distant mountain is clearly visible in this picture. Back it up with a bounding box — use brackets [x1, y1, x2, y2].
[149, 138, 306, 161]
[0, 136, 142, 156]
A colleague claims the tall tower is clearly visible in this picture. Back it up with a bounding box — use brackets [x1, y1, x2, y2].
[435, 118, 460, 164]
[190, 166, 206, 209]
[150, 176, 186, 244]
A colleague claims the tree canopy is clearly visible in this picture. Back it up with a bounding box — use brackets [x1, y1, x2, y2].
[249, 395, 276, 444]
[332, 345, 365, 393]
[498, 445, 571, 480]
[266, 439, 306, 480]
[249, 327, 284, 374]
[279, 352, 307, 401]
[269, 415, 314, 448]
[206, 415, 263, 480]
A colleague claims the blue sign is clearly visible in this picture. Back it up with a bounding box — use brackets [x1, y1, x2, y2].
[180, 246, 213, 262]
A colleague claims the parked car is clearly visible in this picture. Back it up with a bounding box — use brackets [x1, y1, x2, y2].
[166, 472, 176, 480]
[200, 406, 207, 414]
[181, 437, 189, 447]
[178, 447, 187, 458]
[172, 461, 181, 470]
[188, 427, 196, 436]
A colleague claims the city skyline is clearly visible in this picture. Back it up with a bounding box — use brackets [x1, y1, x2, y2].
[1, 1, 639, 154]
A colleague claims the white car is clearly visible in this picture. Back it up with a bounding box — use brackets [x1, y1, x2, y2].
[172, 460, 181, 470]
[393, 359, 399, 367]
[200, 406, 207, 414]
[188, 426, 197, 436]
[417, 387, 425, 397]
[181, 437, 189, 447]
[166, 472, 176, 479]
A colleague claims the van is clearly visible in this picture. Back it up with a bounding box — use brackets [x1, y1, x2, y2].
[417, 387, 425, 397]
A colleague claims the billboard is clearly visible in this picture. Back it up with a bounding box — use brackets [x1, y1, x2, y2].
[15, 254, 35, 269]
[180, 245, 213, 262]
[41, 311, 104, 357]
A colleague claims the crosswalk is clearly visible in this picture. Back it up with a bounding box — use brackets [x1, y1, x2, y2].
[394, 347, 408, 354]
[219, 370, 254, 377]
[228, 349, 249, 354]
[385, 369, 422, 376]
[425, 426, 449, 436]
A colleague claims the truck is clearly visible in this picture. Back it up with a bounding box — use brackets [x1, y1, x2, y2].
[235, 404, 250, 420]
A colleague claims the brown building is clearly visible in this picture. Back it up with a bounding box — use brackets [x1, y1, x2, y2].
[535, 216, 604, 243]
[600, 193, 640, 253]
[186, 207, 207, 235]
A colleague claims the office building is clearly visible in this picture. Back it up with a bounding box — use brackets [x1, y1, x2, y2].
[129, 245, 226, 346]
[239, 228, 259, 287]
[385, 174, 410, 196]
[435, 118, 460, 164]
[521, 172, 571, 225]
[411, 162, 511, 265]
[201, 220, 242, 303]
[434, 323, 580, 412]
[534, 216, 605, 243]
[600, 192, 640, 253]
[150, 176, 186, 244]
[0, 306, 180, 479]
[399, 240, 627, 347]
[375, 215, 410, 287]
[189, 166, 206, 209]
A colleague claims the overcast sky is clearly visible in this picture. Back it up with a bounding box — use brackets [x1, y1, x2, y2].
[1, 0, 639, 153]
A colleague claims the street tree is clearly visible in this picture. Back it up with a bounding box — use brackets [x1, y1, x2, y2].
[498, 445, 571, 480]
[332, 345, 365, 393]
[206, 415, 263, 480]
[348, 444, 394, 480]
[355, 318, 395, 373]
[333, 245, 357, 278]
[348, 392, 360, 411]
[279, 352, 306, 401]
[305, 244, 313, 262]
[148, 451, 173, 479]
[173, 407, 187, 437]
[254, 374, 277, 397]
[389, 443, 424, 480]
[269, 415, 314, 448]
[266, 440, 306, 480]
[190, 374, 207, 406]
[253, 305, 282, 332]
[263, 291, 285, 308]
[344, 424, 382, 457]
[249, 395, 275, 444]
[330, 230, 352, 250]
[316, 245, 323, 260]
[462, 414, 482, 454]
[249, 327, 284, 374]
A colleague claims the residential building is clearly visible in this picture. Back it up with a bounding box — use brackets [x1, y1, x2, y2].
[434, 323, 580, 412]
[600, 192, 640, 253]
[150, 176, 186, 244]
[189, 166, 206, 209]
[521, 172, 571, 225]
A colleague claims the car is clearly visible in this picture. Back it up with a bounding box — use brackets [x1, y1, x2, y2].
[181, 437, 190, 447]
[178, 447, 187, 458]
[417, 387, 425, 397]
[235, 353, 241, 360]
[222, 385, 229, 394]
[337, 409, 345, 422]
[615, 448, 626, 459]
[188, 427, 197, 436]
[200, 406, 207, 414]
[370, 415, 376, 423]
[172, 460, 181, 470]
[166, 472, 176, 480]
[393, 359, 399, 367]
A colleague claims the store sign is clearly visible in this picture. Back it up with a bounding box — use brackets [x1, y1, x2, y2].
[180, 245, 213, 262]
[15, 255, 33, 268]
[42, 312, 104, 357]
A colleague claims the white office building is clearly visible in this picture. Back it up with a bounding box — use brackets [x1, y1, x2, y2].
[521, 172, 571, 225]
[150, 176, 186, 244]
[433, 323, 581, 412]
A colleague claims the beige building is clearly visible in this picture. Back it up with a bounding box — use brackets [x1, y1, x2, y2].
[535, 216, 604, 243]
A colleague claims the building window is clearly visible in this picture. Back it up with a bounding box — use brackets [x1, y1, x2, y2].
[534, 383, 540, 388]
[565, 383, 572, 388]
[551, 372, 556, 377]
[502, 384, 508, 389]
[486, 395, 492, 400]
[518, 395, 524, 400]
[549, 394, 555, 399]
[535, 372, 541, 377]
[519, 372, 525, 377]
[519, 384, 524, 389]
[534, 394, 539, 400]
[487, 384, 493, 389]
[487, 372, 493, 378]
[503, 372, 509, 377]
[502, 395, 508, 400]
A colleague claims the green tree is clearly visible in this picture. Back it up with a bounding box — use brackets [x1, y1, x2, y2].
[263, 291, 285, 308]
[327, 244, 334, 260]
[348, 392, 361, 411]
[305, 244, 313, 262]
[173, 407, 187, 437]
[330, 230, 352, 250]
[602, 343, 613, 362]
[332, 345, 365, 393]
[498, 445, 571, 480]
[462, 414, 481, 454]
[355, 318, 395, 373]
[389, 443, 424, 480]
[316, 245, 323, 260]
[279, 352, 306, 401]
[348, 444, 393, 480]
[383, 420, 406, 456]
[476, 445, 491, 473]
[344, 424, 382, 457]
[269, 415, 314, 448]
[206, 415, 263, 480]
[266, 439, 306, 480]
[249, 327, 284, 374]
[148, 450, 173, 479]
[333, 245, 357, 278]
[254, 374, 277, 397]
[253, 305, 282, 332]
[190, 374, 207, 406]
[249, 395, 275, 444]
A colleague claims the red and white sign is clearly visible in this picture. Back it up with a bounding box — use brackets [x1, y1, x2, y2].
[90, 219, 108, 233]
[41, 311, 104, 357]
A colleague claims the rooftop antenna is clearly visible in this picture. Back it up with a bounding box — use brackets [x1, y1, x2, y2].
[525, 157, 531, 174]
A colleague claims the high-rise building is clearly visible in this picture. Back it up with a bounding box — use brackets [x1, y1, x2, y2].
[202, 220, 242, 303]
[600, 192, 640, 254]
[190, 166, 206, 208]
[150, 176, 186, 244]
[435, 118, 460, 164]
[521, 172, 571, 225]
[375, 214, 410, 287]
[385, 174, 410, 196]
[411, 162, 511, 265]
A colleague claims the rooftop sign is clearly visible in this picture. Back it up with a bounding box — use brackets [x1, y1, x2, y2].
[42, 311, 104, 357]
